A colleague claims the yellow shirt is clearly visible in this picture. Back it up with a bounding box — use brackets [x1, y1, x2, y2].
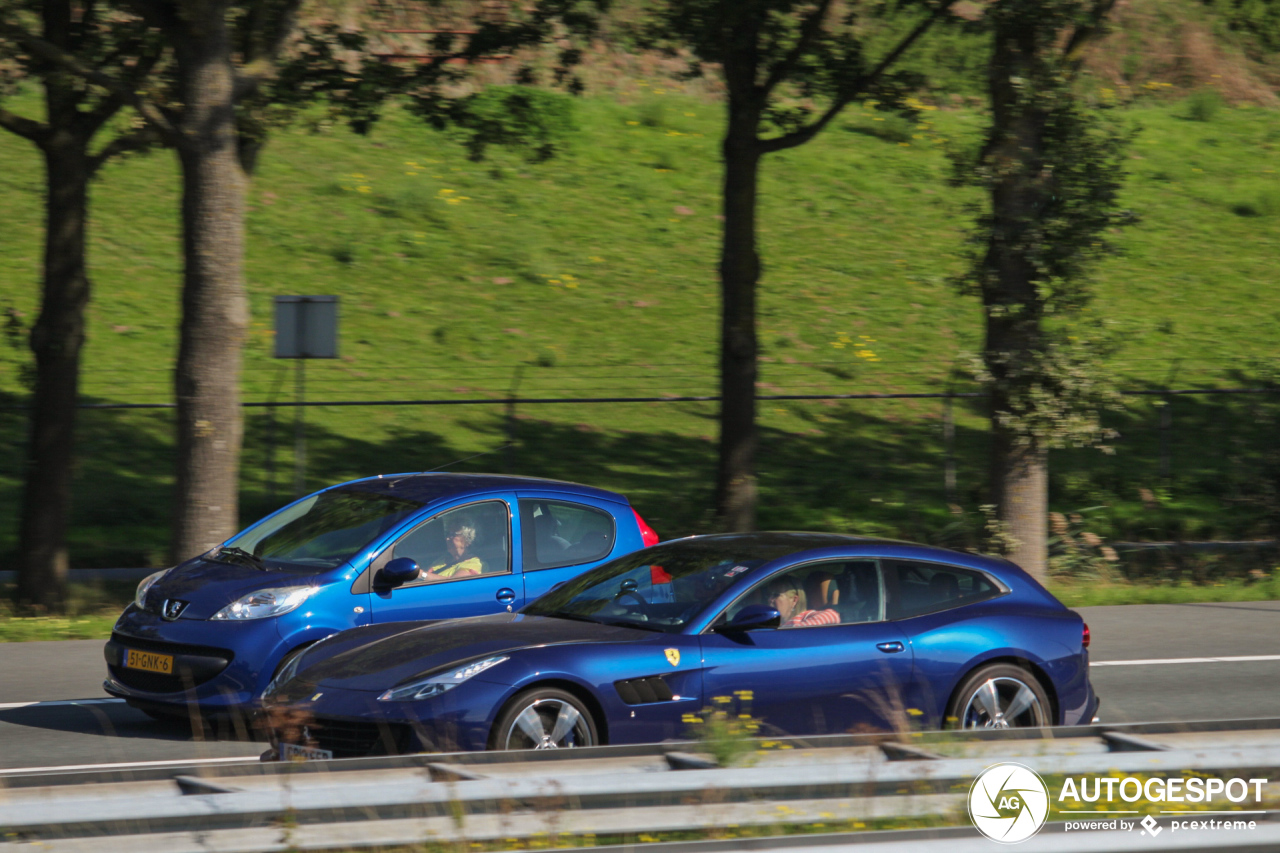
[426, 556, 482, 579]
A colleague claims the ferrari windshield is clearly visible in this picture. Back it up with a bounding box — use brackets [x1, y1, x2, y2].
[221, 489, 423, 570]
[524, 539, 798, 633]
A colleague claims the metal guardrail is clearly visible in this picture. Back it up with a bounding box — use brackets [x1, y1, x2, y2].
[7, 817, 1280, 853]
[6, 716, 1280, 788]
[587, 823, 1280, 853]
[1, 718, 1277, 853]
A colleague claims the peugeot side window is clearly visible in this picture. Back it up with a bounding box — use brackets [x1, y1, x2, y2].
[391, 501, 511, 585]
[519, 499, 616, 571]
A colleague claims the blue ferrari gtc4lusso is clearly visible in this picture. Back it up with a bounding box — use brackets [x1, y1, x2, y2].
[104, 473, 659, 720]
[261, 532, 1097, 758]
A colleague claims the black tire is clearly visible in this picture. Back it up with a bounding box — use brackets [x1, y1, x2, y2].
[946, 663, 1051, 729]
[263, 642, 315, 699]
[270, 644, 310, 680]
[490, 687, 598, 751]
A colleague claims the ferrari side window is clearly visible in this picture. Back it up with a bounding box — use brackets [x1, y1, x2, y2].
[721, 561, 882, 629]
[884, 560, 1001, 620]
[830, 561, 883, 624]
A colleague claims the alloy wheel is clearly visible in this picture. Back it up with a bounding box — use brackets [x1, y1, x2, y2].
[502, 697, 594, 749]
[960, 676, 1048, 729]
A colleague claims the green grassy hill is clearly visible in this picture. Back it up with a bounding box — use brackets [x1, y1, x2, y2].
[1, 49, 1279, 570]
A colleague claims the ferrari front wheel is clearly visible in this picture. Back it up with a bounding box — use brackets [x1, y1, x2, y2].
[491, 687, 598, 750]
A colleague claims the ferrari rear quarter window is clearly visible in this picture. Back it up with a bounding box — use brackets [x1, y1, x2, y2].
[883, 560, 1002, 620]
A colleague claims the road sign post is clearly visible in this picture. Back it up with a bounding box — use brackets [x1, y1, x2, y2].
[274, 296, 339, 497]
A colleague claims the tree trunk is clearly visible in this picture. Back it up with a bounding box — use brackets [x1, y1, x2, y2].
[168, 5, 249, 563]
[984, 311, 1051, 582]
[990, 428, 1048, 578]
[14, 138, 92, 612]
[714, 102, 762, 532]
[983, 14, 1050, 581]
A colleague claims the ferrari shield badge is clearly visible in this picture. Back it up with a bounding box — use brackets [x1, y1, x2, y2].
[664, 648, 680, 667]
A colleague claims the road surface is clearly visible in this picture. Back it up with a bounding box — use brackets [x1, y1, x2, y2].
[1, 601, 1276, 771]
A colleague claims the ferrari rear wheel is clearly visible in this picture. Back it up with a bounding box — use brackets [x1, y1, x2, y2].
[492, 688, 598, 751]
[947, 664, 1050, 729]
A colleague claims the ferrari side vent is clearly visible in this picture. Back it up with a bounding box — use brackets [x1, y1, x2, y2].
[615, 676, 675, 705]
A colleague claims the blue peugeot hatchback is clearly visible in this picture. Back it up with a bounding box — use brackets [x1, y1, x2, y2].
[103, 473, 659, 720]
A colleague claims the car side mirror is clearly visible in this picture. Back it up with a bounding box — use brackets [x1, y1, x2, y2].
[715, 604, 781, 632]
[382, 557, 420, 585]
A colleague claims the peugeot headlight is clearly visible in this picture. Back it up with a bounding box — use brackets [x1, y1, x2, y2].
[211, 586, 319, 621]
[134, 569, 170, 609]
[378, 656, 508, 702]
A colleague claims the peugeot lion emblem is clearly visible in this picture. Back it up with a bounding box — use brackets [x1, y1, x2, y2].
[161, 599, 188, 621]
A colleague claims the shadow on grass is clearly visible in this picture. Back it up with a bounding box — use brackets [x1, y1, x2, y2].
[496, 399, 992, 548]
[0, 390, 176, 569]
[1053, 375, 1280, 542]
[1, 379, 1278, 571]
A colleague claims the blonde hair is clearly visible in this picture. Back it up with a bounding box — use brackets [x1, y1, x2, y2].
[449, 523, 476, 548]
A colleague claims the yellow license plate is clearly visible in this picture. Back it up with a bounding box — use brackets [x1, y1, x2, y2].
[124, 649, 174, 675]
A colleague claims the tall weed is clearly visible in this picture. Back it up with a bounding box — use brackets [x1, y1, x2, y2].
[682, 693, 761, 767]
[1185, 88, 1224, 122]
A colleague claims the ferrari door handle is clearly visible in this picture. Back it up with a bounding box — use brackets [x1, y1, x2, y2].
[496, 588, 516, 604]
[876, 641, 905, 654]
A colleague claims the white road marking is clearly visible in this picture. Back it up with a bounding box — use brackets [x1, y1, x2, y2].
[0, 755, 260, 776]
[0, 698, 125, 710]
[1161, 811, 1268, 815]
[1091, 654, 1280, 667]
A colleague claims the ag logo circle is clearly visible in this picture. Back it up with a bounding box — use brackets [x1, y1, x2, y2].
[968, 762, 1050, 844]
